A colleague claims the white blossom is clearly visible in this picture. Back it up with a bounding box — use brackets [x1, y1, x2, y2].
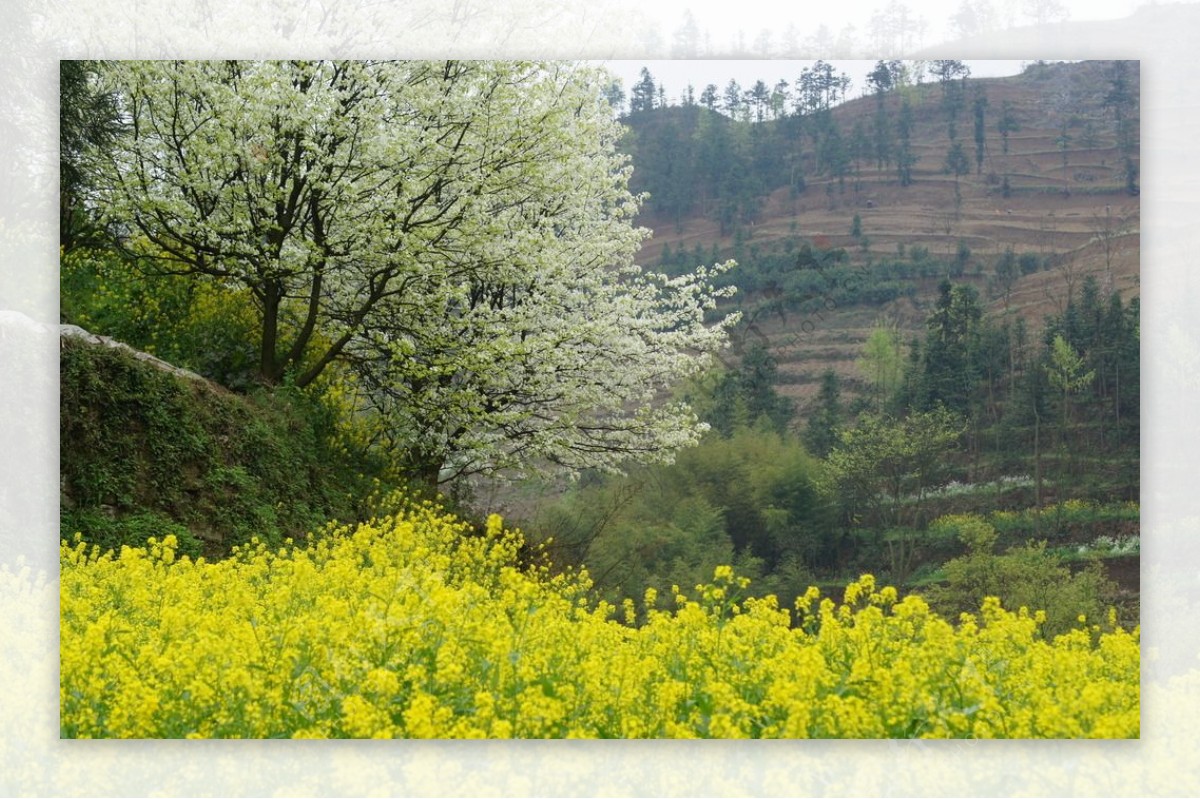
[93, 59, 738, 483]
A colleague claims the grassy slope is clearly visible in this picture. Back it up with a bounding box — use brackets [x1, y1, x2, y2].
[59, 336, 384, 560]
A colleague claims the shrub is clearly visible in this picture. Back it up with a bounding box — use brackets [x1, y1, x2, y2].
[926, 514, 1118, 638]
[527, 426, 834, 614]
[60, 510, 204, 561]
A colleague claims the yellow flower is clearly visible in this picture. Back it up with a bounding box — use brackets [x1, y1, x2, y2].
[59, 498, 1140, 740]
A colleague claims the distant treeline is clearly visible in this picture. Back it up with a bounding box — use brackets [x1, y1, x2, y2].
[614, 60, 1139, 232]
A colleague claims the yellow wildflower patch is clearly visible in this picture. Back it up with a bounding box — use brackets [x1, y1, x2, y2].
[60, 498, 1139, 738]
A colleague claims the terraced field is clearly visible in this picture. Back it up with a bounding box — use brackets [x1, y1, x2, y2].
[634, 60, 1139, 413]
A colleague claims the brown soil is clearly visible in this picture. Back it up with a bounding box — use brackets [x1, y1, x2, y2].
[1102, 554, 1140, 595]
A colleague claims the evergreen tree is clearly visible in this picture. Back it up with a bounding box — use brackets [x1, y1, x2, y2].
[929, 60, 970, 139]
[740, 342, 795, 432]
[630, 67, 658, 113]
[603, 79, 626, 114]
[723, 79, 744, 118]
[867, 59, 895, 96]
[1109, 294, 1140, 433]
[1103, 61, 1139, 195]
[749, 80, 771, 122]
[973, 90, 988, 174]
[770, 80, 791, 120]
[994, 247, 1019, 308]
[706, 341, 793, 436]
[896, 334, 924, 411]
[803, 368, 842, 458]
[997, 100, 1018, 156]
[973, 318, 1011, 429]
[920, 280, 983, 413]
[659, 242, 674, 269]
[632, 109, 697, 227]
[944, 141, 970, 184]
[896, 97, 917, 186]
[821, 123, 851, 187]
[850, 121, 872, 180]
[867, 60, 895, 172]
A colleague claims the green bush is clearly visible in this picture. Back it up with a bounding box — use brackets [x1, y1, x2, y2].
[525, 426, 834, 614]
[60, 509, 204, 560]
[925, 513, 1117, 638]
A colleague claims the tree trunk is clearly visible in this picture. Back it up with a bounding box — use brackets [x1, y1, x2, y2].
[1114, 360, 1121, 430]
[260, 281, 283, 384]
[411, 453, 444, 494]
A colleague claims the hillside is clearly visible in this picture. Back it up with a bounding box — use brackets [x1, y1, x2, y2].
[625, 60, 1140, 411]
[59, 331, 388, 560]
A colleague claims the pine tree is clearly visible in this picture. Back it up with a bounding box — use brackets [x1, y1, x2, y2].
[920, 280, 982, 413]
[630, 67, 658, 113]
[973, 90, 988, 174]
[803, 368, 842, 458]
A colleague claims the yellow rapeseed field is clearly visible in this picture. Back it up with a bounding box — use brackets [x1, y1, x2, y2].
[60, 496, 1139, 738]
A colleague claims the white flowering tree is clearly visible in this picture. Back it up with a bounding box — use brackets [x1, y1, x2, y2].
[93, 59, 737, 484]
[349, 260, 736, 484]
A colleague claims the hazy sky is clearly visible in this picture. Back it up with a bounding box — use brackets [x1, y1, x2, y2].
[590, 0, 1157, 106]
[634, 0, 1144, 46]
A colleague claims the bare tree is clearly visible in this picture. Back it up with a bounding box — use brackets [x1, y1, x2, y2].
[1089, 204, 1134, 289]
